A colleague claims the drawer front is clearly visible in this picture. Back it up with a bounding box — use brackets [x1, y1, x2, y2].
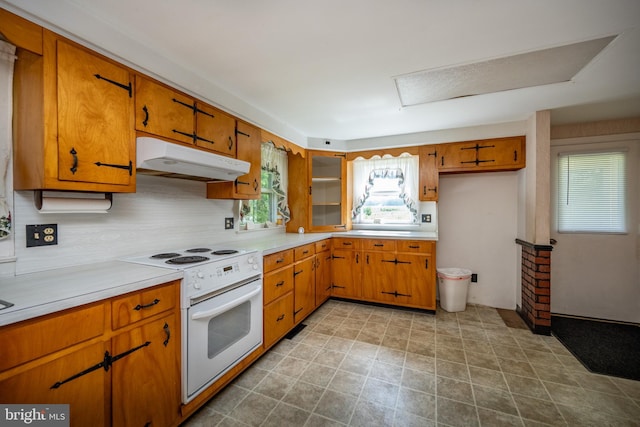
[264, 266, 294, 304]
[332, 238, 361, 250]
[112, 281, 177, 330]
[294, 243, 316, 261]
[315, 239, 331, 253]
[397, 240, 434, 254]
[362, 239, 396, 252]
[0, 302, 105, 372]
[263, 250, 294, 273]
[263, 293, 294, 349]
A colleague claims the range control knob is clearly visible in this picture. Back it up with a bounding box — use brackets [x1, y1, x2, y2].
[252, 264, 259, 270]
[247, 256, 255, 264]
[197, 271, 205, 279]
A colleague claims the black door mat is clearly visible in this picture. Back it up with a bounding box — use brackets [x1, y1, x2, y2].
[551, 315, 640, 381]
[285, 323, 307, 340]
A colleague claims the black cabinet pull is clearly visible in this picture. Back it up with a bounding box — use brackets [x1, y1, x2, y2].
[356, 254, 359, 263]
[94, 74, 132, 97]
[194, 106, 214, 117]
[172, 98, 196, 113]
[332, 255, 345, 260]
[134, 298, 160, 311]
[142, 105, 149, 127]
[294, 307, 304, 315]
[172, 129, 197, 143]
[70, 148, 78, 174]
[425, 259, 429, 269]
[276, 281, 285, 287]
[51, 342, 150, 389]
[163, 322, 170, 347]
[381, 258, 411, 265]
[514, 150, 518, 161]
[276, 314, 285, 321]
[374, 244, 384, 247]
[276, 258, 285, 263]
[227, 136, 234, 150]
[236, 129, 250, 137]
[253, 179, 259, 191]
[381, 290, 411, 298]
[95, 160, 133, 176]
[343, 242, 352, 246]
[294, 269, 303, 277]
[409, 245, 420, 249]
[195, 135, 216, 145]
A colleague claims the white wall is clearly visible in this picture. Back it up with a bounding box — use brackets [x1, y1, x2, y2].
[437, 172, 520, 309]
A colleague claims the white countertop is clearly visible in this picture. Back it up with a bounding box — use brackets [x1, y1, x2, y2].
[0, 261, 182, 327]
[0, 229, 437, 327]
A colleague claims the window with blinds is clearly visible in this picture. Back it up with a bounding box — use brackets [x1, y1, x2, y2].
[556, 151, 627, 233]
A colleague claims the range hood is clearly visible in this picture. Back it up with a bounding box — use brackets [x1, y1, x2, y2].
[136, 137, 250, 181]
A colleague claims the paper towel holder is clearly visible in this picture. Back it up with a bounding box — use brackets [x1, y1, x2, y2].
[34, 190, 113, 213]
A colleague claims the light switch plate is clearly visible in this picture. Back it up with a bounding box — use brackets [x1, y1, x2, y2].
[224, 217, 234, 229]
[421, 214, 432, 223]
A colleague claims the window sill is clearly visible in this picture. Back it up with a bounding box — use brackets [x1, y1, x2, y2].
[352, 223, 423, 232]
[237, 223, 285, 233]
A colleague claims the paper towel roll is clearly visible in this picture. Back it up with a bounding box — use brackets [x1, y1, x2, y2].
[36, 194, 112, 213]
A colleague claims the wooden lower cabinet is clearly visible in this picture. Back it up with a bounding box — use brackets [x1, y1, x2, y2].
[264, 293, 294, 347]
[112, 314, 180, 427]
[0, 281, 181, 427]
[293, 256, 316, 323]
[315, 239, 332, 305]
[0, 341, 109, 427]
[331, 248, 362, 299]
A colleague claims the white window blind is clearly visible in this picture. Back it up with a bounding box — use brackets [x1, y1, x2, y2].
[556, 151, 627, 233]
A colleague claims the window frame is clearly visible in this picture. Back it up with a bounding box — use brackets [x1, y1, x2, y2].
[553, 147, 629, 235]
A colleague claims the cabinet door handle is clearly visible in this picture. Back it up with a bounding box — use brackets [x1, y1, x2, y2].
[236, 129, 250, 137]
[275, 281, 285, 287]
[163, 322, 170, 347]
[276, 314, 285, 321]
[409, 245, 420, 249]
[356, 254, 359, 264]
[227, 136, 234, 150]
[294, 269, 303, 277]
[142, 105, 149, 127]
[134, 298, 160, 311]
[253, 179, 259, 191]
[425, 259, 429, 269]
[70, 148, 78, 174]
[514, 150, 518, 161]
[94, 73, 132, 97]
[374, 244, 384, 247]
[276, 258, 285, 263]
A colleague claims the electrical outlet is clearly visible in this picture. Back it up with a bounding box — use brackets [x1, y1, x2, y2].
[471, 273, 478, 283]
[26, 224, 58, 247]
[224, 217, 234, 229]
[421, 214, 432, 223]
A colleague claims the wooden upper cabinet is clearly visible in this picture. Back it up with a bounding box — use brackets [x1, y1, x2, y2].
[206, 121, 261, 199]
[195, 103, 236, 156]
[13, 31, 136, 192]
[287, 150, 348, 233]
[438, 136, 526, 173]
[419, 145, 439, 201]
[135, 75, 195, 144]
[135, 76, 238, 157]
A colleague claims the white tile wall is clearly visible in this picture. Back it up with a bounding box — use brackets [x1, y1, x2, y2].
[11, 175, 256, 275]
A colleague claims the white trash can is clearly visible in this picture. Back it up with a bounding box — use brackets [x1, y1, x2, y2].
[437, 267, 472, 312]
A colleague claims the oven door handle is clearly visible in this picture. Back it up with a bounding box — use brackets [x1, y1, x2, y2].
[190, 284, 261, 321]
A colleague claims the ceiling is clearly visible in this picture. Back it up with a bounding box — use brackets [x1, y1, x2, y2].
[4, 0, 640, 142]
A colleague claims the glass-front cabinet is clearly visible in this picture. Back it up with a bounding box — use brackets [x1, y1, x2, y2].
[310, 152, 346, 230]
[286, 150, 348, 233]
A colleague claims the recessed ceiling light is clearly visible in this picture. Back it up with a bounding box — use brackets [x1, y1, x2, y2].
[394, 36, 617, 107]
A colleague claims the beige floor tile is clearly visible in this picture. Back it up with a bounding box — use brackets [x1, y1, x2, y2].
[181, 300, 638, 427]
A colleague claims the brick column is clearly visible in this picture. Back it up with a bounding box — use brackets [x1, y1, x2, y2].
[515, 239, 552, 335]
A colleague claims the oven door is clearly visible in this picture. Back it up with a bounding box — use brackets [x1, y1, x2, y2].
[185, 277, 262, 402]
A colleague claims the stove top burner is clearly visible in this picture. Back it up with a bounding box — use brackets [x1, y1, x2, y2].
[185, 248, 212, 253]
[212, 249, 238, 255]
[151, 252, 182, 259]
[166, 255, 209, 265]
